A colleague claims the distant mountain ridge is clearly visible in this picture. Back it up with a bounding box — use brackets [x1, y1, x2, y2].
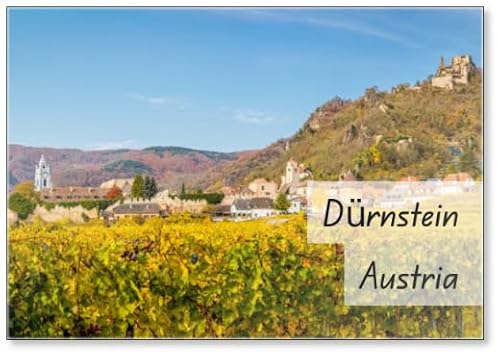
[7, 144, 252, 192]
[143, 146, 238, 161]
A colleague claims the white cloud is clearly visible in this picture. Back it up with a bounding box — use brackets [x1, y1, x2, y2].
[233, 109, 276, 125]
[128, 92, 192, 110]
[129, 92, 166, 104]
[88, 139, 138, 151]
[217, 10, 421, 48]
[301, 16, 421, 48]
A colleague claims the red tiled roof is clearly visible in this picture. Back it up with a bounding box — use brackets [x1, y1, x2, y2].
[400, 176, 420, 182]
[443, 172, 473, 182]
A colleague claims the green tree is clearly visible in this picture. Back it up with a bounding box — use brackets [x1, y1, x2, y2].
[150, 177, 159, 197]
[273, 192, 291, 213]
[179, 192, 224, 205]
[181, 182, 186, 196]
[142, 176, 159, 201]
[143, 176, 152, 200]
[458, 147, 481, 178]
[8, 192, 36, 220]
[131, 175, 144, 201]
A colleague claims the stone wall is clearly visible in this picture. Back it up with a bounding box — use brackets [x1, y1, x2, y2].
[155, 196, 207, 214]
[29, 205, 99, 223]
[431, 75, 454, 89]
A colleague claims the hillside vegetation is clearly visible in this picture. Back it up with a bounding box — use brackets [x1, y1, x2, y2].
[213, 71, 482, 188]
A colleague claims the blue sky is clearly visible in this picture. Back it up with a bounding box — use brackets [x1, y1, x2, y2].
[8, 8, 483, 152]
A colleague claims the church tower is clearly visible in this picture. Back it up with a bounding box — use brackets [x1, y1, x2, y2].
[34, 155, 52, 191]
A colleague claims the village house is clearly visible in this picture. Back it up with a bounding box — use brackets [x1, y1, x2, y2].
[399, 175, 420, 182]
[110, 202, 167, 221]
[220, 186, 256, 205]
[40, 186, 111, 203]
[288, 196, 307, 214]
[218, 159, 311, 215]
[212, 204, 232, 220]
[104, 189, 208, 216]
[440, 172, 475, 193]
[248, 178, 278, 199]
[220, 186, 236, 196]
[230, 197, 277, 219]
[377, 173, 475, 209]
[443, 172, 474, 183]
[360, 185, 386, 207]
[216, 159, 314, 220]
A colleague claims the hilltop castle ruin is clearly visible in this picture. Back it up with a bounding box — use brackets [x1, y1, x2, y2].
[431, 55, 476, 89]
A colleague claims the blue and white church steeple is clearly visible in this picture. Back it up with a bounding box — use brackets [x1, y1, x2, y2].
[34, 155, 52, 191]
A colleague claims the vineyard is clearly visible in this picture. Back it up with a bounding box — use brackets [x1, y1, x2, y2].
[8, 215, 482, 338]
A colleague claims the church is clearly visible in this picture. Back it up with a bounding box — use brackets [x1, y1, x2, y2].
[34, 154, 52, 191]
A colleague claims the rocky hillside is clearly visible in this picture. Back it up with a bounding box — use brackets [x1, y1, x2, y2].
[208, 70, 482, 189]
[9, 70, 482, 193]
[8, 145, 253, 192]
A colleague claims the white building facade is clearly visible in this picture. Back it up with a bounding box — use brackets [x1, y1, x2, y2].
[34, 155, 53, 192]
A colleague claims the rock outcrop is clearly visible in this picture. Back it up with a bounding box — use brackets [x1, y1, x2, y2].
[343, 125, 358, 144]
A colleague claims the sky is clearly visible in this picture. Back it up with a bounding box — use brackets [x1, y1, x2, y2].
[8, 8, 483, 152]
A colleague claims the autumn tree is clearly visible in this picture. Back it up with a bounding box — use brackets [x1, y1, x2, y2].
[106, 185, 123, 201]
[13, 181, 39, 202]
